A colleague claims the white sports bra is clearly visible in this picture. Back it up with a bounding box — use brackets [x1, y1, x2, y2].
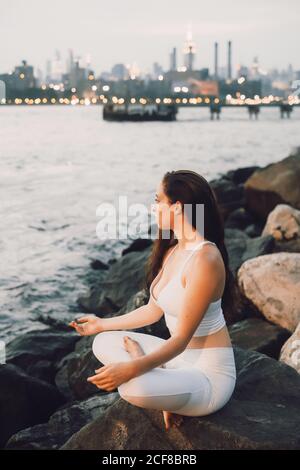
[150, 240, 226, 337]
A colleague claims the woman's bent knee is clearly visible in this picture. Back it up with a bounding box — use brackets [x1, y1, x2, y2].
[92, 331, 119, 362]
[92, 331, 109, 351]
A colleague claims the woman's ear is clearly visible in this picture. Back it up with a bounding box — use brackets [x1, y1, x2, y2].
[175, 202, 182, 214]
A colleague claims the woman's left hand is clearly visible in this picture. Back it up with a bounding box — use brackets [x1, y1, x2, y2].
[87, 361, 136, 391]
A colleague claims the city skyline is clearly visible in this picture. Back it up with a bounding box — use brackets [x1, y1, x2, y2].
[1, 0, 300, 76]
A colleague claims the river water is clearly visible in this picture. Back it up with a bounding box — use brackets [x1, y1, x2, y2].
[1, 104, 299, 343]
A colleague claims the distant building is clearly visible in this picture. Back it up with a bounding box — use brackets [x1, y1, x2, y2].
[214, 42, 219, 79]
[13, 60, 36, 90]
[183, 30, 196, 71]
[0, 60, 36, 93]
[237, 64, 249, 79]
[170, 47, 177, 72]
[45, 59, 52, 84]
[164, 68, 208, 82]
[287, 63, 294, 82]
[61, 59, 96, 95]
[153, 62, 164, 79]
[70, 60, 85, 88]
[36, 68, 43, 87]
[51, 49, 64, 82]
[111, 63, 128, 81]
[250, 56, 260, 79]
[227, 41, 232, 80]
[164, 69, 210, 95]
[217, 66, 229, 80]
[219, 78, 262, 98]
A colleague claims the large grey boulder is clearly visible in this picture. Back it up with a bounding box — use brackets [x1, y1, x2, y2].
[224, 228, 274, 274]
[237, 252, 300, 332]
[244, 149, 300, 220]
[261, 203, 300, 253]
[279, 321, 300, 374]
[6, 328, 79, 384]
[77, 246, 152, 314]
[229, 317, 290, 359]
[5, 393, 119, 449]
[0, 364, 65, 448]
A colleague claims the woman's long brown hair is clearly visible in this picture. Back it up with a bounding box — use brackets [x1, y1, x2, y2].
[144, 169, 241, 324]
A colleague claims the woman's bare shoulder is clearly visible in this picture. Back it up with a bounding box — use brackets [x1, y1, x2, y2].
[183, 243, 225, 286]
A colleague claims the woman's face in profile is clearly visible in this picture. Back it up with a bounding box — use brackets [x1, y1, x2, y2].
[153, 181, 177, 231]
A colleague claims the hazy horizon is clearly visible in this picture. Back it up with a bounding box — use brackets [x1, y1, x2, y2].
[1, 0, 300, 76]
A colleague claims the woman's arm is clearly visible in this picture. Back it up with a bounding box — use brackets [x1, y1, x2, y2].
[70, 296, 164, 335]
[130, 334, 187, 377]
[101, 295, 164, 331]
[130, 250, 223, 377]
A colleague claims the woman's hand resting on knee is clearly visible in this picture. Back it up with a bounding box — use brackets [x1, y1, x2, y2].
[68, 314, 105, 336]
[87, 362, 136, 391]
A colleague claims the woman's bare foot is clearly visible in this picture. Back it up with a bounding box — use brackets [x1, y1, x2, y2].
[163, 410, 184, 430]
[123, 336, 146, 359]
[123, 336, 166, 367]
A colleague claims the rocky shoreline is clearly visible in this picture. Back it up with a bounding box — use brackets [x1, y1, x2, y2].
[1, 147, 300, 450]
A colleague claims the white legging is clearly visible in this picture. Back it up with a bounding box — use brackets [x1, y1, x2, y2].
[92, 330, 237, 417]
